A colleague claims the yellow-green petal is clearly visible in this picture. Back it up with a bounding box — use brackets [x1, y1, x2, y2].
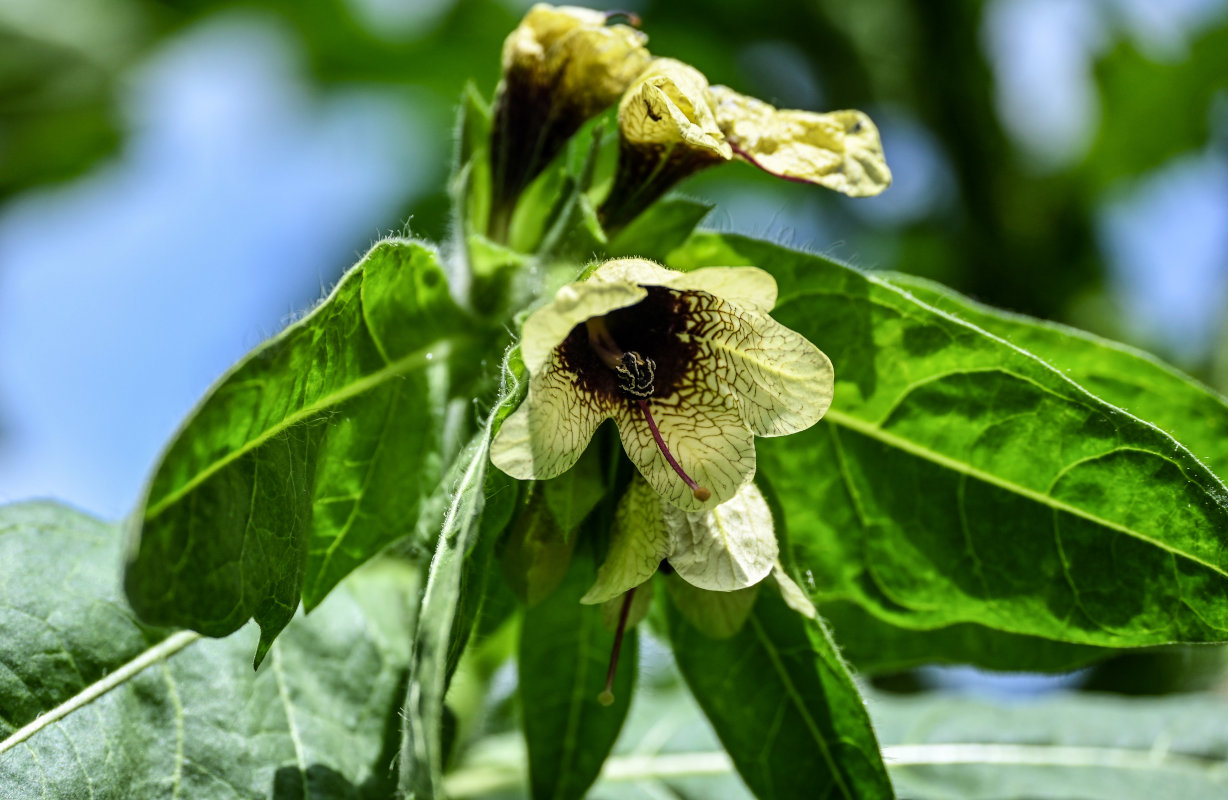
[616, 393, 755, 512]
[664, 481, 777, 591]
[581, 476, 670, 604]
[521, 279, 646, 373]
[490, 356, 613, 480]
[709, 85, 891, 197]
[618, 58, 732, 160]
[772, 563, 817, 619]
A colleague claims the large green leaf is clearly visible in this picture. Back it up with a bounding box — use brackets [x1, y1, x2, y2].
[519, 551, 637, 800]
[0, 501, 415, 798]
[400, 373, 523, 800]
[668, 582, 895, 800]
[124, 239, 477, 665]
[822, 601, 1113, 675]
[874, 690, 1228, 800]
[667, 232, 1228, 647]
[886, 271, 1228, 484]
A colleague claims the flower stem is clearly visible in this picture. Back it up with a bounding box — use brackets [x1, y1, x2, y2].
[599, 587, 637, 706]
[636, 399, 711, 501]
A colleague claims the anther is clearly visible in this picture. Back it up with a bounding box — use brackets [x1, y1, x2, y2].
[615, 352, 655, 397]
[637, 399, 711, 501]
[599, 587, 636, 706]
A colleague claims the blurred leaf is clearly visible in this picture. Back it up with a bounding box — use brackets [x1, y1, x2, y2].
[668, 582, 895, 800]
[0, 500, 415, 798]
[125, 240, 479, 664]
[873, 690, 1228, 800]
[1090, 20, 1228, 191]
[887, 271, 1228, 482]
[668, 233, 1228, 648]
[401, 376, 522, 800]
[520, 551, 637, 800]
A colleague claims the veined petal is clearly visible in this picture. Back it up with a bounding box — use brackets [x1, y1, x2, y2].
[548, 23, 652, 114]
[709, 85, 891, 197]
[664, 480, 777, 592]
[490, 356, 614, 480]
[582, 476, 670, 604]
[618, 58, 732, 160]
[522, 280, 647, 373]
[594, 260, 777, 314]
[615, 389, 755, 512]
[702, 305, 834, 437]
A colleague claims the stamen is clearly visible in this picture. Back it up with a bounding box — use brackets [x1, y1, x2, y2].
[637, 399, 711, 502]
[599, 587, 636, 706]
[585, 317, 624, 369]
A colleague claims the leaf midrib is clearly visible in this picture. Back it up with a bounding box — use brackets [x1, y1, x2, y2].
[145, 341, 455, 520]
[823, 407, 1228, 583]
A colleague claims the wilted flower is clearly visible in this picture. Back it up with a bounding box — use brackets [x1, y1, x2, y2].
[598, 59, 891, 233]
[489, 258, 834, 512]
[489, 3, 652, 239]
[597, 58, 732, 231]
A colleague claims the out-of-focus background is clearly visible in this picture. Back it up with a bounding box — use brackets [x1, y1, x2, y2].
[1, 0, 1226, 525]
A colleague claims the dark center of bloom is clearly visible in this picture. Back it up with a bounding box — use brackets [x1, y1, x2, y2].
[561, 287, 711, 503]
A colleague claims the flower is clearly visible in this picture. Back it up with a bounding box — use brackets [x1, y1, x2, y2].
[598, 59, 732, 231]
[597, 59, 891, 233]
[489, 4, 652, 239]
[489, 258, 834, 511]
[584, 478, 817, 703]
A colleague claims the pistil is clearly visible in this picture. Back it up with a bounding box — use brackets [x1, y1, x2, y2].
[598, 587, 636, 706]
[637, 399, 712, 502]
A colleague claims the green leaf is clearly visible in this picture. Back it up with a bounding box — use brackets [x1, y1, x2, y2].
[124, 239, 475, 665]
[0, 500, 416, 798]
[885, 271, 1228, 484]
[873, 690, 1228, 799]
[541, 445, 607, 540]
[822, 601, 1114, 675]
[605, 196, 714, 261]
[668, 232, 1228, 649]
[400, 372, 523, 799]
[668, 581, 895, 800]
[520, 551, 637, 800]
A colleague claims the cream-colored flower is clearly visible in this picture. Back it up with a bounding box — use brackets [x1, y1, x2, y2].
[708, 85, 892, 197]
[489, 258, 834, 511]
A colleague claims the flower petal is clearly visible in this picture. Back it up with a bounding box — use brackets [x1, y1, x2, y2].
[664, 480, 777, 591]
[581, 476, 670, 604]
[698, 304, 834, 437]
[709, 85, 891, 197]
[616, 391, 755, 512]
[547, 24, 652, 115]
[490, 355, 614, 480]
[595, 259, 778, 312]
[618, 58, 732, 160]
[521, 280, 647, 374]
[665, 574, 759, 638]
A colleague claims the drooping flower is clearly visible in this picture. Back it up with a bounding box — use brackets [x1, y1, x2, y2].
[583, 478, 817, 703]
[597, 59, 891, 233]
[489, 3, 652, 240]
[489, 258, 834, 512]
